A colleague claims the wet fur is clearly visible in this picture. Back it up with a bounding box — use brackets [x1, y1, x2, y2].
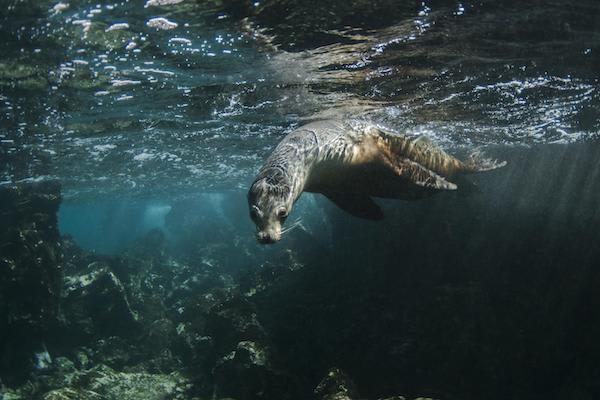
[248, 119, 505, 238]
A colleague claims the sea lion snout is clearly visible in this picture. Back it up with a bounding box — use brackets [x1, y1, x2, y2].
[256, 229, 280, 244]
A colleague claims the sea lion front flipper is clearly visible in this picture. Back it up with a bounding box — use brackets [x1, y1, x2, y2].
[322, 191, 384, 220]
[371, 127, 467, 176]
[402, 160, 458, 190]
[385, 157, 458, 190]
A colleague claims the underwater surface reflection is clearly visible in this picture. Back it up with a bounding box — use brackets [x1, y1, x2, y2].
[1, 0, 599, 198]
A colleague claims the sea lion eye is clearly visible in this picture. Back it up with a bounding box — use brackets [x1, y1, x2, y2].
[277, 208, 288, 219]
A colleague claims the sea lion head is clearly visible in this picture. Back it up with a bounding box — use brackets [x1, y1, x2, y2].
[247, 174, 293, 244]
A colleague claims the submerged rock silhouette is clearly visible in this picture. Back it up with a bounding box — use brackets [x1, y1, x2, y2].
[0, 181, 63, 385]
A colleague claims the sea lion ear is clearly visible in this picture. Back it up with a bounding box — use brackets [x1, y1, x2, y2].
[322, 191, 384, 221]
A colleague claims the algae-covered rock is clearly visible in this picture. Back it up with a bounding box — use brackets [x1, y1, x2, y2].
[41, 364, 190, 400]
[0, 60, 49, 90]
[89, 336, 140, 369]
[61, 262, 140, 342]
[79, 365, 189, 400]
[314, 368, 359, 400]
[51, 21, 140, 52]
[53, 66, 111, 91]
[206, 296, 267, 356]
[43, 387, 104, 400]
[313, 369, 427, 400]
[34, 356, 78, 389]
[213, 340, 277, 400]
[0, 181, 63, 385]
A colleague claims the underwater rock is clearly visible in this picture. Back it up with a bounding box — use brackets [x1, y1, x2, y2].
[146, 318, 178, 350]
[53, 66, 111, 91]
[313, 369, 423, 400]
[0, 181, 63, 385]
[172, 321, 213, 364]
[2, 359, 192, 399]
[314, 368, 359, 400]
[206, 296, 267, 357]
[50, 20, 139, 52]
[0, 60, 49, 90]
[212, 340, 275, 400]
[34, 356, 78, 390]
[40, 364, 191, 400]
[204, 294, 303, 399]
[87, 336, 142, 370]
[43, 388, 104, 400]
[61, 262, 139, 342]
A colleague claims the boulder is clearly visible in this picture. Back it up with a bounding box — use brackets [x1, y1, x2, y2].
[205, 296, 267, 358]
[60, 262, 139, 343]
[314, 368, 359, 400]
[41, 364, 190, 400]
[43, 388, 104, 400]
[212, 341, 275, 400]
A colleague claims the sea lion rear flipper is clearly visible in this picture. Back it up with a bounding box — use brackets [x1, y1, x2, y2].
[322, 192, 384, 220]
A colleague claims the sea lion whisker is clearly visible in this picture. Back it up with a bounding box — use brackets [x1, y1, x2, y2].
[281, 223, 300, 235]
[281, 218, 303, 235]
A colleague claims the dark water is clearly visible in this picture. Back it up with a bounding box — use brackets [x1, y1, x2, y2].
[1, 0, 600, 399]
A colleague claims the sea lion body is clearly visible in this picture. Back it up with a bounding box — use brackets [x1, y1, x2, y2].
[248, 119, 505, 244]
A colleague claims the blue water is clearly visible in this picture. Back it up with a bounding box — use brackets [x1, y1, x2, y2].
[1, 0, 596, 250]
[59, 199, 172, 253]
[2, 0, 599, 201]
[2, 1, 600, 399]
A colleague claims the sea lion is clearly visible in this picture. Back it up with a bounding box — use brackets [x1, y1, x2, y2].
[248, 119, 505, 244]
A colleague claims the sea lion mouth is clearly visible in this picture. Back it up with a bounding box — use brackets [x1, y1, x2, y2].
[256, 230, 279, 244]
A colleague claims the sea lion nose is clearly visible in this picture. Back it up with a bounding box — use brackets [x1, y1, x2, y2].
[257, 231, 276, 244]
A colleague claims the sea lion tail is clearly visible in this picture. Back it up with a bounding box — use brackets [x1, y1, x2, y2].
[464, 149, 507, 172]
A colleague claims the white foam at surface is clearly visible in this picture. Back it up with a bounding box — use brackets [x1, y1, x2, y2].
[146, 17, 178, 30]
[105, 23, 130, 32]
[134, 67, 175, 76]
[134, 151, 156, 161]
[145, 0, 184, 7]
[169, 37, 192, 45]
[94, 144, 117, 152]
[111, 79, 142, 87]
[52, 2, 69, 13]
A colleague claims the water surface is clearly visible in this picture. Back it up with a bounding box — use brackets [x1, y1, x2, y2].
[1, 0, 598, 200]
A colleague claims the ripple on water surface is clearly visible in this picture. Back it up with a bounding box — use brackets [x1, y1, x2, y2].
[0, 0, 599, 199]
